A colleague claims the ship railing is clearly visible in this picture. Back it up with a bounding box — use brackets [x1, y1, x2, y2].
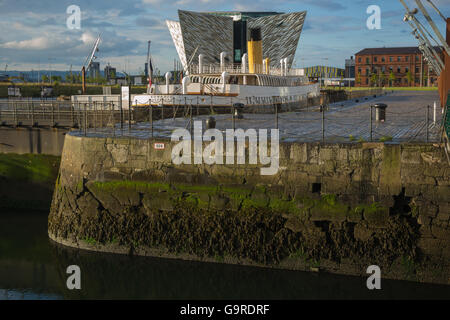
[188, 64, 305, 78]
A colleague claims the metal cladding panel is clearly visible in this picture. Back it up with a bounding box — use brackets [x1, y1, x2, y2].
[247, 11, 306, 69]
[166, 20, 188, 70]
[178, 10, 234, 68]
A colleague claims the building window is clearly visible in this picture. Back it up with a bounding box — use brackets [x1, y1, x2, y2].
[415, 55, 420, 62]
[415, 66, 419, 73]
[389, 57, 393, 62]
[381, 57, 385, 62]
[405, 67, 409, 73]
[397, 56, 401, 62]
[397, 67, 401, 73]
[389, 66, 393, 71]
[366, 78, 369, 85]
[358, 57, 361, 63]
[366, 57, 370, 64]
[381, 66, 386, 72]
[358, 68, 361, 75]
[366, 68, 370, 75]
[405, 56, 409, 62]
[374, 57, 378, 62]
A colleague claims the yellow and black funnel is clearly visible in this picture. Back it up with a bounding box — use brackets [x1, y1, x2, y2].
[248, 28, 262, 74]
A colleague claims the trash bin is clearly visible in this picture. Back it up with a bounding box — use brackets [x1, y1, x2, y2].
[206, 116, 216, 129]
[233, 103, 244, 119]
[374, 103, 387, 122]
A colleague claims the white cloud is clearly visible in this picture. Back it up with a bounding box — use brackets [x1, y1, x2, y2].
[1, 37, 51, 50]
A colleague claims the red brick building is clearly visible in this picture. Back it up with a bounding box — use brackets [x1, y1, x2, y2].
[355, 47, 443, 87]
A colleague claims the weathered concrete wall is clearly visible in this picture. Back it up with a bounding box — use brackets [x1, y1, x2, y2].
[49, 133, 450, 284]
[0, 128, 66, 156]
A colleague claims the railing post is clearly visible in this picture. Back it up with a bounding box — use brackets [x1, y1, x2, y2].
[232, 101, 235, 130]
[150, 100, 153, 138]
[321, 104, 325, 142]
[84, 103, 87, 136]
[426, 105, 429, 143]
[189, 104, 193, 136]
[369, 105, 373, 142]
[14, 100, 18, 127]
[51, 101, 55, 127]
[275, 97, 279, 130]
[31, 100, 35, 127]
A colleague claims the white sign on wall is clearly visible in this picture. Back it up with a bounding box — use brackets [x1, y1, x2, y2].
[121, 86, 129, 109]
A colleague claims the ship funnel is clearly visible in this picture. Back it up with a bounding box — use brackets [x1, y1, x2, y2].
[284, 58, 288, 76]
[248, 28, 262, 74]
[221, 71, 228, 93]
[198, 54, 204, 74]
[165, 72, 171, 94]
[220, 52, 227, 72]
[182, 76, 190, 95]
[241, 53, 248, 73]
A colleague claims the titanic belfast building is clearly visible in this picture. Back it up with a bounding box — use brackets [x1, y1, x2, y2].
[166, 10, 306, 71]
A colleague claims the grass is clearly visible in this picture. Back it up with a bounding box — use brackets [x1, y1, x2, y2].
[380, 135, 393, 142]
[0, 153, 60, 184]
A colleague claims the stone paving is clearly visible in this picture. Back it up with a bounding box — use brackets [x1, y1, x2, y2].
[72, 91, 444, 143]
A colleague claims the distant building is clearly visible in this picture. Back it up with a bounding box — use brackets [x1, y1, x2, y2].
[355, 47, 443, 87]
[104, 65, 116, 81]
[89, 62, 100, 79]
[345, 56, 355, 78]
[303, 66, 345, 86]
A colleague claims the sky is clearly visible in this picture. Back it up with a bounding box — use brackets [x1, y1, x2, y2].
[0, 0, 449, 74]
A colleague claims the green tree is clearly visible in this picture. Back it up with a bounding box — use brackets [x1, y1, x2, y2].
[388, 71, 395, 87]
[379, 73, 386, 87]
[42, 75, 49, 83]
[370, 73, 378, 87]
[356, 73, 361, 86]
[406, 71, 413, 86]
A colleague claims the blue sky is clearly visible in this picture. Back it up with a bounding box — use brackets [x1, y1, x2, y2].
[0, 0, 449, 74]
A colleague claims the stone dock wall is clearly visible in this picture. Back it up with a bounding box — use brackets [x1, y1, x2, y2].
[49, 133, 450, 284]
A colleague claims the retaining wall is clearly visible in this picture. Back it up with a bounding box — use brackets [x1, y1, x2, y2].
[49, 133, 450, 284]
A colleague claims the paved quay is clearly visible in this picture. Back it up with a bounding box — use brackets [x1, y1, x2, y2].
[71, 90, 444, 143]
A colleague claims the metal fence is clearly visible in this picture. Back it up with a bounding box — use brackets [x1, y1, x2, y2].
[1, 89, 439, 144]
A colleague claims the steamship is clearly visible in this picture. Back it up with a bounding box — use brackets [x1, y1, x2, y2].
[132, 10, 320, 111]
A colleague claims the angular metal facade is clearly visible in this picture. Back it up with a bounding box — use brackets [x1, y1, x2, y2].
[167, 10, 306, 71]
[166, 20, 188, 69]
[178, 10, 234, 67]
[247, 11, 306, 69]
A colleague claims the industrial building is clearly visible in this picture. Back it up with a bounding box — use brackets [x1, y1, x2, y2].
[166, 10, 307, 71]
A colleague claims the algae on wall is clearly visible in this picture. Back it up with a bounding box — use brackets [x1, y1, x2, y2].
[0, 153, 60, 210]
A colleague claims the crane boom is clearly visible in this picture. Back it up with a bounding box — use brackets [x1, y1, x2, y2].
[415, 0, 450, 56]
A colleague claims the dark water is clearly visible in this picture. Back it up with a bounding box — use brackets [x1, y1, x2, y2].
[0, 210, 449, 300]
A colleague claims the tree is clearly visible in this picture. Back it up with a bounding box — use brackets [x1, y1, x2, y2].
[406, 71, 413, 86]
[388, 71, 395, 87]
[370, 73, 378, 87]
[356, 73, 361, 86]
[379, 72, 386, 87]
[42, 75, 49, 83]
